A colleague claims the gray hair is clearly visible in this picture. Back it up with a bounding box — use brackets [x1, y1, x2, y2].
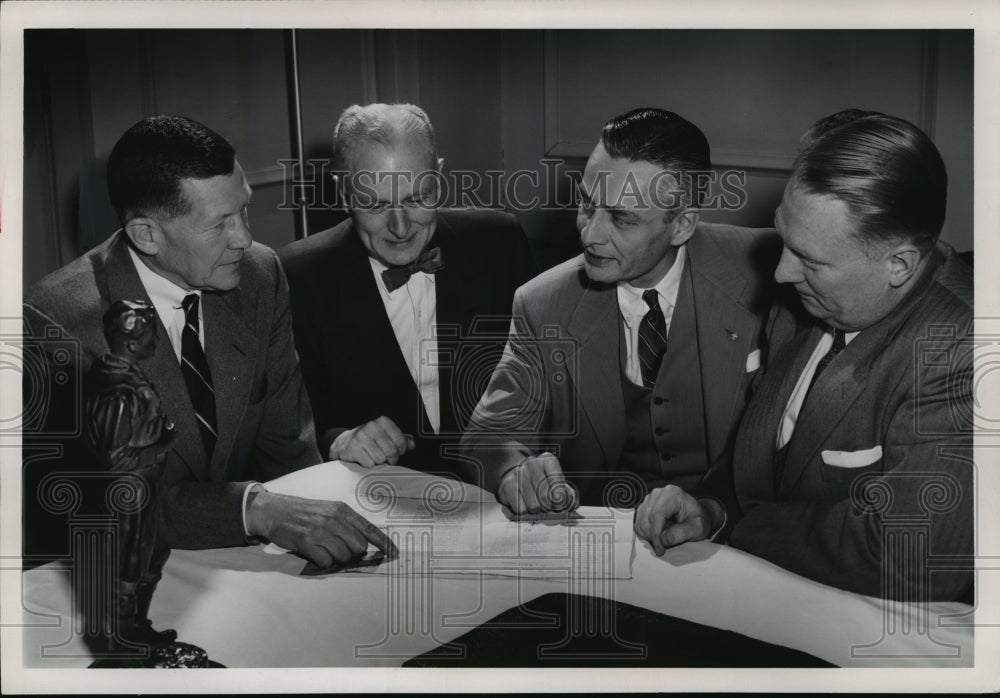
[332, 103, 437, 174]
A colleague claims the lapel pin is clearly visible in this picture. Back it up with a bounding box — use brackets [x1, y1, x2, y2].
[726, 329, 739, 341]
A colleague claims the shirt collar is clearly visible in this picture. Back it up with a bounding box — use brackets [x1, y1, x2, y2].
[127, 244, 199, 310]
[616, 245, 687, 318]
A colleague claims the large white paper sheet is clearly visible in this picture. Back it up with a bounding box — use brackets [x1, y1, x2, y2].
[265, 462, 635, 579]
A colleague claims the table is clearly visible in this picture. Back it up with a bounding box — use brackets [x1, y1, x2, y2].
[15, 462, 976, 674]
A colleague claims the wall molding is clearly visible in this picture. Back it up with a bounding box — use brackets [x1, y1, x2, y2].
[542, 30, 941, 174]
[918, 29, 940, 139]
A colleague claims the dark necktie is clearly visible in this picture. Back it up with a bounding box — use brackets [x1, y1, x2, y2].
[774, 328, 847, 492]
[381, 246, 444, 293]
[181, 294, 217, 460]
[805, 328, 847, 398]
[637, 289, 668, 388]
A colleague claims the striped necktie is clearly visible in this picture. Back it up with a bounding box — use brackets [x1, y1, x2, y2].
[637, 289, 668, 388]
[181, 294, 217, 460]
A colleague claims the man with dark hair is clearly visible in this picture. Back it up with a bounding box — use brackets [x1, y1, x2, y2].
[634, 110, 973, 602]
[279, 103, 535, 477]
[25, 115, 394, 566]
[462, 107, 780, 515]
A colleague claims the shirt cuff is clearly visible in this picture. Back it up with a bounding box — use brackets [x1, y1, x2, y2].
[242, 482, 265, 537]
[698, 496, 728, 543]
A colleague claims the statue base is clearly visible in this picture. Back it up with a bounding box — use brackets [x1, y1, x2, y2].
[89, 641, 224, 668]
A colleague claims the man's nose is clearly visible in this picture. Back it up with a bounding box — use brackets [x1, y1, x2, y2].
[578, 211, 606, 247]
[774, 246, 802, 284]
[387, 207, 409, 238]
[230, 212, 252, 249]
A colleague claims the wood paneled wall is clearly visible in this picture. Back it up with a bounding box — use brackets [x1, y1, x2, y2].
[22, 29, 973, 288]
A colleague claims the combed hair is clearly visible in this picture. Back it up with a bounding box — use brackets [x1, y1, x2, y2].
[792, 109, 947, 254]
[600, 107, 711, 209]
[332, 103, 437, 174]
[107, 115, 236, 225]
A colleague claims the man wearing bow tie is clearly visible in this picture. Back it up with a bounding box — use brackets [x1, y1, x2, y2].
[462, 108, 781, 515]
[279, 103, 535, 476]
[24, 115, 395, 567]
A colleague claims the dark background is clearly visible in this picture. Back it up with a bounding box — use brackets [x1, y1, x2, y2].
[23, 29, 973, 286]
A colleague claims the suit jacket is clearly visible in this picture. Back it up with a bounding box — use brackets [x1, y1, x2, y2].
[461, 222, 781, 498]
[728, 244, 973, 601]
[23, 232, 320, 552]
[278, 208, 536, 477]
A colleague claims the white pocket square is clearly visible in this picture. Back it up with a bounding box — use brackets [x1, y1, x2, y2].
[745, 349, 761, 373]
[821, 445, 883, 468]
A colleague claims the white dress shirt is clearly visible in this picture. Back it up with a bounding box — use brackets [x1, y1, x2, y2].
[776, 327, 859, 449]
[127, 246, 203, 360]
[369, 256, 441, 434]
[616, 245, 687, 387]
[128, 247, 263, 533]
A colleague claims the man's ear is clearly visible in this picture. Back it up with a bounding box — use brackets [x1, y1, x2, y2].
[668, 208, 701, 247]
[124, 218, 160, 255]
[436, 157, 445, 173]
[886, 242, 923, 288]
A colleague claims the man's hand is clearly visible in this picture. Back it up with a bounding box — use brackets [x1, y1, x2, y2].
[329, 416, 416, 467]
[246, 491, 397, 567]
[497, 452, 579, 515]
[633, 485, 722, 555]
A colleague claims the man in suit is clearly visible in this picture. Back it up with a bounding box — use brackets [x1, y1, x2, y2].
[279, 103, 535, 477]
[24, 115, 394, 567]
[634, 110, 973, 602]
[461, 108, 780, 515]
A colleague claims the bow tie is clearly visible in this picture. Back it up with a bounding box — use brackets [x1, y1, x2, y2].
[381, 247, 444, 292]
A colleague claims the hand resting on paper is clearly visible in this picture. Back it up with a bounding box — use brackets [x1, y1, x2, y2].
[328, 415, 417, 467]
[633, 485, 725, 556]
[246, 491, 397, 567]
[496, 452, 579, 515]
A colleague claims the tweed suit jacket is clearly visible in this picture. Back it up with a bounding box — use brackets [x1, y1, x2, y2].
[727, 244, 973, 601]
[23, 232, 321, 552]
[461, 222, 781, 499]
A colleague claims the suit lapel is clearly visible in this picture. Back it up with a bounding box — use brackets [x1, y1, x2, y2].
[781, 335, 868, 490]
[734, 322, 820, 502]
[567, 273, 625, 467]
[686, 236, 759, 465]
[339, 225, 429, 433]
[434, 215, 480, 332]
[432, 216, 480, 435]
[203, 285, 256, 478]
[102, 234, 209, 481]
[780, 251, 947, 490]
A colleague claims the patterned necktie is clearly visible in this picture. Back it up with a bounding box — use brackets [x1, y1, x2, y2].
[637, 289, 668, 388]
[806, 328, 847, 397]
[181, 294, 217, 460]
[381, 247, 444, 293]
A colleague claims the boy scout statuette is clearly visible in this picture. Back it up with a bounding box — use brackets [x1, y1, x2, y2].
[85, 300, 218, 668]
